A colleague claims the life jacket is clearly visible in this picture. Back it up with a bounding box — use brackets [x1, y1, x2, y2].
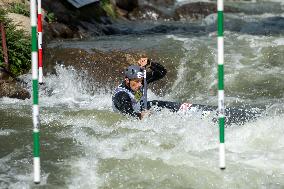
[112, 83, 144, 113]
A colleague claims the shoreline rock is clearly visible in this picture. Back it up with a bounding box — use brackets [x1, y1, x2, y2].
[43, 47, 176, 95]
[0, 80, 30, 100]
[42, 0, 113, 40]
[174, 2, 240, 21]
[40, 1, 241, 39]
[7, 12, 30, 35]
[128, 5, 171, 21]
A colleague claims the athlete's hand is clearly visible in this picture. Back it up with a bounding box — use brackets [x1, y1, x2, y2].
[138, 57, 148, 67]
[139, 110, 151, 119]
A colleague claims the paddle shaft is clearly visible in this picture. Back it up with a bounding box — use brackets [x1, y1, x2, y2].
[143, 68, 147, 110]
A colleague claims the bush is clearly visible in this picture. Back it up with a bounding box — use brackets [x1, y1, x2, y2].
[0, 9, 31, 76]
[8, 2, 30, 17]
[46, 12, 55, 23]
[100, 0, 116, 18]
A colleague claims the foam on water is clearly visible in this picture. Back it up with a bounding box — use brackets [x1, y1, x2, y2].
[1, 59, 284, 188]
[57, 101, 284, 188]
[34, 67, 283, 188]
[228, 116, 284, 154]
[0, 146, 48, 188]
[166, 30, 284, 104]
[273, 37, 284, 46]
[1, 23, 284, 188]
[165, 34, 218, 102]
[18, 64, 112, 111]
[0, 129, 15, 136]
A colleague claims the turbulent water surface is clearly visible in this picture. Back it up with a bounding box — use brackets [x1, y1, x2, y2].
[1, 1, 284, 188]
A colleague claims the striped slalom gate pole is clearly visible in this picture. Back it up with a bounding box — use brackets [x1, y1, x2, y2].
[217, 0, 225, 169]
[30, 0, 41, 183]
[37, 0, 43, 84]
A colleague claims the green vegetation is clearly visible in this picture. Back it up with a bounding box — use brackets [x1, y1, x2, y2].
[46, 12, 56, 23]
[100, 0, 116, 18]
[8, 2, 30, 17]
[0, 9, 31, 76]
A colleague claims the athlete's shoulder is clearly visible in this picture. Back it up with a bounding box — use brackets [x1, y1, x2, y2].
[113, 90, 131, 101]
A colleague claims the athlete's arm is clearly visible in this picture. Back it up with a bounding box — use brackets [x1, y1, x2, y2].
[113, 91, 141, 118]
[146, 61, 167, 84]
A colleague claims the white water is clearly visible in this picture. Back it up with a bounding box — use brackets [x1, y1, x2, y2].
[1, 55, 283, 188]
[48, 31, 283, 187]
[1, 5, 284, 187]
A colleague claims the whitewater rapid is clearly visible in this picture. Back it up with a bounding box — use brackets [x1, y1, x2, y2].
[1, 2, 284, 187]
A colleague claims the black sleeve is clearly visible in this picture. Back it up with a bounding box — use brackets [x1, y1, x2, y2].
[146, 61, 167, 84]
[113, 91, 141, 118]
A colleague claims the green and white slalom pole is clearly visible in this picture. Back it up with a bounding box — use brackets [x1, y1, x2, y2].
[217, 0, 225, 170]
[37, 0, 43, 84]
[30, 0, 40, 183]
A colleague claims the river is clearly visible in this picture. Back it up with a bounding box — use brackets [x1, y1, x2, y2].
[1, 0, 284, 188]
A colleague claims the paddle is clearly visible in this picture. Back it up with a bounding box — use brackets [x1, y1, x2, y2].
[138, 57, 148, 110]
[143, 67, 147, 110]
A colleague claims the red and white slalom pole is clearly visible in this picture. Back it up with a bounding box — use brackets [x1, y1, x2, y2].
[37, 0, 43, 84]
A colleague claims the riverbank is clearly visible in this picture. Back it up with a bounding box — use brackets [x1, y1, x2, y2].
[0, 0, 31, 99]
